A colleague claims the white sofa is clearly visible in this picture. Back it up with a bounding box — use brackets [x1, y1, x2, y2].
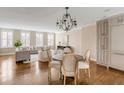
[0, 48, 15, 56]
[16, 50, 30, 62]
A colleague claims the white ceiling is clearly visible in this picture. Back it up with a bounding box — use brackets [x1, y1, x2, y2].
[0, 7, 124, 32]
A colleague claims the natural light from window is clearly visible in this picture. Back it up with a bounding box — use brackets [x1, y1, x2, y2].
[48, 33, 54, 47]
[21, 32, 30, 47]
[0, 30, 13, 48]
[36, 33, 43, 47]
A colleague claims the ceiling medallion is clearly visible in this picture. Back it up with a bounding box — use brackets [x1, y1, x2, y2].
[56, 7, 77, 32]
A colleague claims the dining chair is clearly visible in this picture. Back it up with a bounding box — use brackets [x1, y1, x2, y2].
[38, 49, 51, 62]
[64, 47, 72, 54]
[78, 49, 91, 79]
[52, 49, 64, 61]
[62, 54, 78, 85]
[48, 50, 62, 83]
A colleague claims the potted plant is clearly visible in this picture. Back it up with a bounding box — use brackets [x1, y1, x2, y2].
[14, 40, 23, 51]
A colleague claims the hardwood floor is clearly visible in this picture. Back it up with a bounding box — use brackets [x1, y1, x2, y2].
[0, 55, 124, 85]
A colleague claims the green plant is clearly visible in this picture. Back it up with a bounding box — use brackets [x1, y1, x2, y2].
[14, 40, 22, 48]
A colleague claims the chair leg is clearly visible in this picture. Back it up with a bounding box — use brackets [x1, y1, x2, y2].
[48, 65, 51, 81]
[58, 66, 61, 84]
[64, 76, 66, 85]
[77, 74, 79, 85]
[78, 69, 80, 80]
[59, 66, 61, 79]
[88, 68, 91, 78]
[74, 75, 77, 85]
[77, 69, 80, 84]
[48, 68, 51, 84]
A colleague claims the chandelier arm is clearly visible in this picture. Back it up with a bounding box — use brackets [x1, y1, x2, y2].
[62, 14, 67, 31]
[68, 14, 73, 30]
[61, 20, 66, 31]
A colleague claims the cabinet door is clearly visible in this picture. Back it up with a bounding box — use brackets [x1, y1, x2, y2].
[111, 53, 124, 71]
[111, 25, 124, 51]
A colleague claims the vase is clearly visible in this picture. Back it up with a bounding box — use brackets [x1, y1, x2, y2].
[16, 48, 19, 51]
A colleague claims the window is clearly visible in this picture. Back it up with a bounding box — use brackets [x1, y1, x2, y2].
[36, 33, 43, 47]
[21, 32, 30, 47]
[48, 33, 54, 47]
[0, 30, 13, 48]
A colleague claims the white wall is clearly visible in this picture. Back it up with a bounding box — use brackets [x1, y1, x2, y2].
[55, 32, 66, 46]
[0, 29, 55, 47]
[13, 30, 49, 47]
[0, 28, 55, 55]
[81, 25, 96, 60]
[56, 24, 96, 61]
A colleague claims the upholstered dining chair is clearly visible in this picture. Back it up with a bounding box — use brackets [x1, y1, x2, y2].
[64, 47, 72, 54]
[52, 49, 64, 61]
[48, 50, 62, 83]
[78, 49, 91, 79]
[38, 49, 51, 62]
[62, 54, 78, 85]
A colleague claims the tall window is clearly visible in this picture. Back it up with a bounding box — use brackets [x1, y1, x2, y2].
[21, 32, 30, 47]
[48, 33, 54, 47]
[0, 30, 13, 48]
[36, 33, 43, 47]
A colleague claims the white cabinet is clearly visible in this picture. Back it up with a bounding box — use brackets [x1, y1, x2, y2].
[97, 19, 110, 67]
[111, 52, 124, 71]
[109, 14, 124, 71]
[97, 13, 124, 71]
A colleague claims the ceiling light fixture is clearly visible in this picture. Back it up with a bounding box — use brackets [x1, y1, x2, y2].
[56, 7, 77, 32]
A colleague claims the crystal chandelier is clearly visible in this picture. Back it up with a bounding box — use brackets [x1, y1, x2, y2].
[56, 7, 77, 32]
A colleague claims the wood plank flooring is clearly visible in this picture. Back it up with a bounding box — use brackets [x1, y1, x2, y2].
[0, 55, 124, 85]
